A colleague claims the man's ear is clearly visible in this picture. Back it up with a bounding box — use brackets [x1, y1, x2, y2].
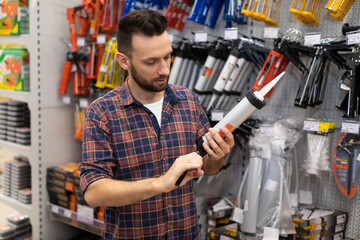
[115, 52, 130, 70]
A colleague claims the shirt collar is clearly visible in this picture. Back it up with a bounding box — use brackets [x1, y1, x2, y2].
[118, 79, 183, 106]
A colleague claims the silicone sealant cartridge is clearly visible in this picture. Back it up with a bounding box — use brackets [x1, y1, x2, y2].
[188, 61, 201, 90]
[180, 59, 195, 87]
[214, 58, 247, 110]
[174, 57, 190, 86]
[168, 53, 185, 85]
[206, 53, 244, 111]
[175, 71, 286, 186]
[194, 50, 219, 93]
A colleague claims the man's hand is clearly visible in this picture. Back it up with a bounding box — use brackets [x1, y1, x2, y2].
[202, 127, 234, 175]
[159, 152, 204, 191]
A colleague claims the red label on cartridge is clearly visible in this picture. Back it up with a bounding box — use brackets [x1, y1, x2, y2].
[219, 123, 236, 139]
[202, 67, 212, 78]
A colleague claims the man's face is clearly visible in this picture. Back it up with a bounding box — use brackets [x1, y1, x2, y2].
[128, 32, 173, 92]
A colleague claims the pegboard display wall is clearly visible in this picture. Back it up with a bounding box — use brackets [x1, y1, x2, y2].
[187, 1, 360, 239]
[249, 1, 360, 239]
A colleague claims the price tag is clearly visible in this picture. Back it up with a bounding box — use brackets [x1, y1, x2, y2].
[304, 33, 321, 46]
[230, 207, 243, 224]
[263, 227, 279, 240]
[194, 32, 207, 42]
[77, 37, 86, 47]
[264, 27, 279, 39]
[265, 179, 277, 192]
[62, 96, 71, 105]
[64, 209, 72, 218]
[77, 204, 94, 225]
[224, 28, 238, 40]
[341, 121, 359, 134]
[260, 125, 274, 136]
[211, 110, 224, 121]
[79, 98, 89, 108]
[51, 204, 59, 214]
[346, 31, 360, 45]
[303, 120, 319, 132]
[97, 34, 107, 45]
[168, 33, 174, 43]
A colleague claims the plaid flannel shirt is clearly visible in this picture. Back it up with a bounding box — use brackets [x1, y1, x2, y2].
[79, 82, 210, 239]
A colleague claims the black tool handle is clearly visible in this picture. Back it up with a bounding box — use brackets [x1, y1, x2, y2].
[342, 23, 360, 36]
[175, 138, 207, 187]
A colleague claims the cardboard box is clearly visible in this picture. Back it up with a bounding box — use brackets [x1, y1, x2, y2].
[0, 44, 29, 91]
[0, 0, 29, 35]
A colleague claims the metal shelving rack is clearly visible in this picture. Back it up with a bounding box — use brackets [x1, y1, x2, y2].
[0, 1, 83, 239]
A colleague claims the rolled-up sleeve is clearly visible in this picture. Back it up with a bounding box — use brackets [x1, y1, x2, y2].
[193, 92, 210, 139]
[79, 102, 115, 195]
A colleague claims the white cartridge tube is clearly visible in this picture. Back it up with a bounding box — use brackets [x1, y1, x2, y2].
[188, 62, 201, 90]
[206, 94, 219, 112]
[203, 71, 285, 144]
[175, 72, 286, 187]
[181, 59, 195, 88]
[212, 50, 240, 93]
[235, 64, 254, 93]
[194, 54, 218, 92]
[232, 62, 253, 93]
[168, 55, 184, 85]
[205, 60, 225, 91]
[224, 58, 247, 92]
[175, 58, 189, 86]
[214, 94, 227, 110]
[241, 155, 263, 235]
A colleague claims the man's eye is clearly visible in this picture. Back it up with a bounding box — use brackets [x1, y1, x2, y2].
[146, 61, 156, 65]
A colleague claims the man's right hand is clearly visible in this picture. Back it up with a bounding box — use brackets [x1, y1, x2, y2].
[159, 152, 204, 191]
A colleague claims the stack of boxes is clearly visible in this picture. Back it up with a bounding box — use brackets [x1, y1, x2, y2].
[0, 100, 31, 145]
[0, 44, 30, 91]
[0, 0, 29, 35]
[0, 212, 32, 239]
[293, 207, 348, 239]
[207, 198, 238, 240]
[47, 162, 104, 222]
[2, 156, 31, 204]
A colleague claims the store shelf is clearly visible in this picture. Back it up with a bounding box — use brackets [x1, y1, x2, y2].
[0, 194, 32, 216]
[0, 35, 31, 46]
[0, 89, 31, 104]
[47, 203, 105, 237]
[0, 140, 31, 158]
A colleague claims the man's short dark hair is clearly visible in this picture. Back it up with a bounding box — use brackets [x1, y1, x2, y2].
[116, 9, 168, 58]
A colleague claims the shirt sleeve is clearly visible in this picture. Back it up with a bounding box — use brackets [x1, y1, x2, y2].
[193, 92, 210, 139]
[79, 101, 115, 195]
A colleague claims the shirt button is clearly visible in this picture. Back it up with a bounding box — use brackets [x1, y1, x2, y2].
[162, 157, 166, 161]
[150, 114, 154, 117]
[167, 202, 170, 207]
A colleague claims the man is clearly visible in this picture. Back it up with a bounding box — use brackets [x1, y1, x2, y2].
[79, 9, 234, 239]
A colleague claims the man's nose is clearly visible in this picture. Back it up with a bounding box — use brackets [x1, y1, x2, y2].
[158, 59, 170, 76]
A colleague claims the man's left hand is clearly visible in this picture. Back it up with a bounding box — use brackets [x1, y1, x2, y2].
[202, 127, 234, 175]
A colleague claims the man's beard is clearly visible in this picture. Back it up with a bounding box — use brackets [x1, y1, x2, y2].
[130, 62, 169, 92]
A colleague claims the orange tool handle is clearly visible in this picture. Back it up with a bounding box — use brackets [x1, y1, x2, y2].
[88, 43, 97, 79]
[67, 8, 79, 52]
[59, 60, 73, 95]
[165, 0, 175, 18]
